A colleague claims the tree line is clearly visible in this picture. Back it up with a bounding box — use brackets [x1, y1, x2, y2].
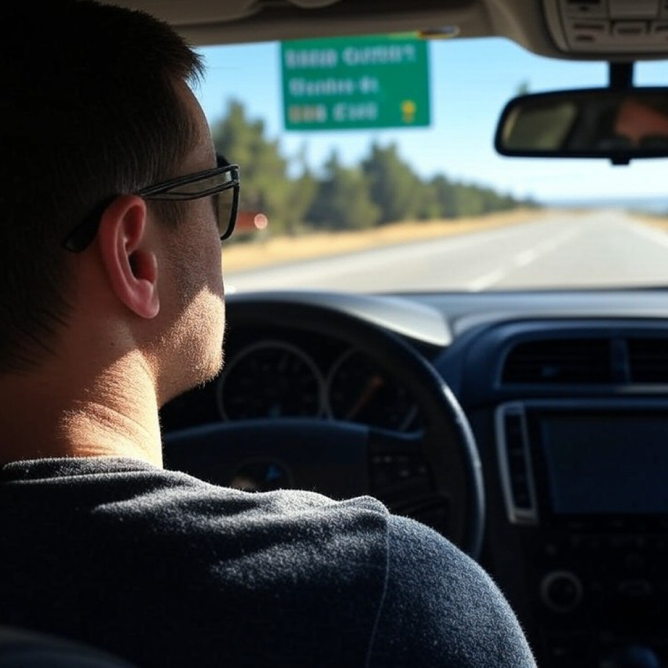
[212, 99, 540, 236]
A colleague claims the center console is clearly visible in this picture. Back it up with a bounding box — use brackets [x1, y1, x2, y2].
[496, 399, 668, 667]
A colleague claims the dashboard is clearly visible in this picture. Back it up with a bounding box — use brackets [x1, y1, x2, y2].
[160, 287, 668, 668]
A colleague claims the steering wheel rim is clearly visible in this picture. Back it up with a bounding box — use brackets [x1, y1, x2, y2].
[163, 298, 485, 558]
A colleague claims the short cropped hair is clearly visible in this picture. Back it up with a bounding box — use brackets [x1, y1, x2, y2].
[0, 0, 205, 372]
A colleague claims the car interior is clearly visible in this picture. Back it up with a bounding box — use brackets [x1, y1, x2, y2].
[10, 0, 668, 666]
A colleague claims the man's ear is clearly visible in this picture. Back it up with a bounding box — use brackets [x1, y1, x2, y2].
[96, 195, 160, 319]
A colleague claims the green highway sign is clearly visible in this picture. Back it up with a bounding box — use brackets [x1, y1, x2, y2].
[281, 34, 430, 131]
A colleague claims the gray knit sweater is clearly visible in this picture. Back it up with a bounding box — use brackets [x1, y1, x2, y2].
[0, 457, 536, 667]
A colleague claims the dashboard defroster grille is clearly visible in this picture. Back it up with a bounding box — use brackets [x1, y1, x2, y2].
[627, 338, 668, 383]
[501, 338, 613, 384]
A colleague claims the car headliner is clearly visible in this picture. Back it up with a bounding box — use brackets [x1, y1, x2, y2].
[109, 0, 668, 61]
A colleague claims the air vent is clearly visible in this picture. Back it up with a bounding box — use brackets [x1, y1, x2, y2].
[628, 338, 668, 383]
[495, 405, 537, 524]
[502, 338, 613, 384]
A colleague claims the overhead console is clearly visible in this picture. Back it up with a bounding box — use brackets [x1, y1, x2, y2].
[544, 0, 668, 54]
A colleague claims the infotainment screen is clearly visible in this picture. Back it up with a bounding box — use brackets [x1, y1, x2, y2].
[539, 413, 668, 515]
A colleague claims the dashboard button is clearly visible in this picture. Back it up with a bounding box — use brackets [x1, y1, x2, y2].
[541, 571, 583, 613]
[618, 579, 653, 600]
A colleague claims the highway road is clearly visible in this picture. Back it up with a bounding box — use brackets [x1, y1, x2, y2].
[225, 210, 668, 293]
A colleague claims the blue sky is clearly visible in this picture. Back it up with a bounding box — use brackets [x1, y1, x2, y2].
[194, 35, 668, 203]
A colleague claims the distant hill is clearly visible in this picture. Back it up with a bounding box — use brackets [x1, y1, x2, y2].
[547, 197, 668, 215]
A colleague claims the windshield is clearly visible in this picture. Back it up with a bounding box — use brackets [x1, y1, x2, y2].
[195, 35, 668, 293]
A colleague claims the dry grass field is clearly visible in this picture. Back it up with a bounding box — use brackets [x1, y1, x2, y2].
[222, 208, 552, 273]
[634, 212, 668, 233]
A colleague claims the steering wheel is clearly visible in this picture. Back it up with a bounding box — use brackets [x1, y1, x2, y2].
[163, 298, 485, 558]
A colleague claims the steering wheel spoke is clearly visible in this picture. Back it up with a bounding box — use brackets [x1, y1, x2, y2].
[368, 428, 432, 493]
[367, 427, 452, 534]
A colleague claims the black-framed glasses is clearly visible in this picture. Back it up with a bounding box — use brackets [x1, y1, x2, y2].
[62, 154, 240, 252]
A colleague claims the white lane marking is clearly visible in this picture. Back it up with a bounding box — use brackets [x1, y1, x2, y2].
[467, 228, 581, 291]
[513, 248, 540, 267]
[467, 269, 507, 291]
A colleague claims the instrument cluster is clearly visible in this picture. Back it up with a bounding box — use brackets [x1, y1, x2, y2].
[216, 335, 418, 432]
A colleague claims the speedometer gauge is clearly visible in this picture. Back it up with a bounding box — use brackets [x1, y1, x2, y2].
[218, 341, 325, 420]
[326, 349, 417, 431]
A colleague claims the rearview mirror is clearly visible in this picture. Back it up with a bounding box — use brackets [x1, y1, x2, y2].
[494, 88, 668, 164]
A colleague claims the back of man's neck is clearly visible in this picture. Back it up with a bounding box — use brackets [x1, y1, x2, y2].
[0, 362, 163, 467]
